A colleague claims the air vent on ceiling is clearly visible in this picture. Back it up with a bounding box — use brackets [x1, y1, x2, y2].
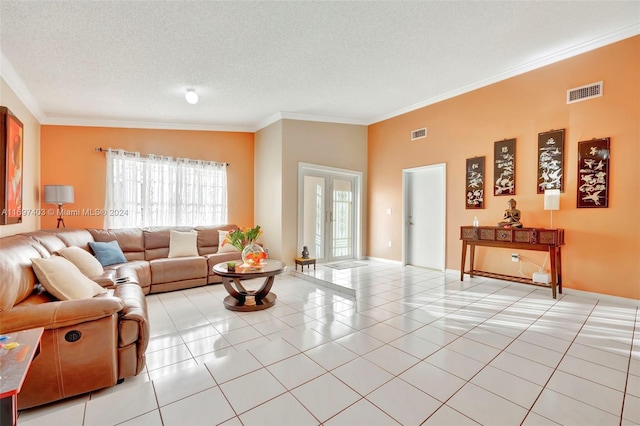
[411, 127, 427, 141]
[567, 81, 603, 104]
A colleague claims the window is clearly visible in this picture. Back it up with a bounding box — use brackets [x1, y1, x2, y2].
[104, 149, 227, 228]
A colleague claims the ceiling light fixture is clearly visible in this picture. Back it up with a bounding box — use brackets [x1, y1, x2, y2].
[185, 89, 198, 104]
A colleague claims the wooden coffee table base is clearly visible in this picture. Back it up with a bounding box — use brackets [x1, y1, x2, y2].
[213, 260, 285, 312]
[223, 291, 276, 312]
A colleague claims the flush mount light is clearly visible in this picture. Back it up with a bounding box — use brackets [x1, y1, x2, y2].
[185, 89, 198, 104]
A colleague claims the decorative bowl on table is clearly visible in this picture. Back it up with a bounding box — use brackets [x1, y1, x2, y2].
[241, 244, 267, 268]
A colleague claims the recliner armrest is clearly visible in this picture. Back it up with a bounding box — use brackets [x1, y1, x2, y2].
[113, 283, 149, 353]
[0, 296, 125, 334]
[90, 270, 117, 287]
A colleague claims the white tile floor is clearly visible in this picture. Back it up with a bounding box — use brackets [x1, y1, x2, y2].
[18, 261, 640, 425]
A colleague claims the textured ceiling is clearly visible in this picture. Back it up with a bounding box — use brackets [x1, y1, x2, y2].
[1, 1, 638, 131]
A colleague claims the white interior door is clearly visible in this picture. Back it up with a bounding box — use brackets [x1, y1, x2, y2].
[299, 165, 359, 263]
[404, 164, 446, 271]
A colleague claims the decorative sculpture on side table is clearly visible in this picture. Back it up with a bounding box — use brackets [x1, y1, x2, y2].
[497, 199, 523, 228]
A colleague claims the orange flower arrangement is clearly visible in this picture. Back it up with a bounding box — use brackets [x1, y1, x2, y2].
[244, 250, 267, 265]
[223, 225, 267, 266]
[222, 225, 262, 251]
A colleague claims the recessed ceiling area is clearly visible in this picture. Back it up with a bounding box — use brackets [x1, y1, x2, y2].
[1, 1, 638, 131]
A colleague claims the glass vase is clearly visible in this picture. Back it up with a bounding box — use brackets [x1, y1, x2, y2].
[242, 243, 266, 267]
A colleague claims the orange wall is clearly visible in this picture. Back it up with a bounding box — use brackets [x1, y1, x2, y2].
[368, 36, 640, 300]
[40, 126, 254, 229]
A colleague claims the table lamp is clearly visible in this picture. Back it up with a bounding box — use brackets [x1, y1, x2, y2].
[544, 189, 560, 228]
[44, 185, 74, 228]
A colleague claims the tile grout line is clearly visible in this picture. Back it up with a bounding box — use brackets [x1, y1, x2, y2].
[21, 267, 637, 426]
[152, 289, 250, 424]
[418, 285, 563, 425]
[618, 305, 639, 426]
[519, 299, 601, 425]
[323, 278, 547, 425]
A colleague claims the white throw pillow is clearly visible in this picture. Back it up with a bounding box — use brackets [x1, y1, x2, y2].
[56, 246, 104, 277]
[31, 257, 107, 300]
[168, 230, 199, 258]
[217, 230, 240, 253]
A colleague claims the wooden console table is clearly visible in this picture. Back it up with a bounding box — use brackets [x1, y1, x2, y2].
[460, 226, 564, 298]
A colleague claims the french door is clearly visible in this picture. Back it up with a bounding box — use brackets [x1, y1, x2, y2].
[299, 164, 360, 263]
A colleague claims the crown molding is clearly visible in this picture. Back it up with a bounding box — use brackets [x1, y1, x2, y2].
[40, 116, 255, 133]
[279, 112, 369, 126]
[370, 24, 640, 125]
[0, 51, 45, 122]
[3, 24, 638, 132]
[254, 112, 284, 132]
[254, 111, 368, 132]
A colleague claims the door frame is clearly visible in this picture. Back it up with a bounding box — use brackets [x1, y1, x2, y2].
[298, 162, 363, 261]
[402, 163, 447, 270]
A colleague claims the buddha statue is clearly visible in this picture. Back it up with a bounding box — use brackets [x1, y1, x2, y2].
[497, 199, 523, 228]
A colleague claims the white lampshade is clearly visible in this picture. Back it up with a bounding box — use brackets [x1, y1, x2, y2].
[544, 189, 560, 211]
[44, 185, 74, 204]
[185, 89, 198, 104]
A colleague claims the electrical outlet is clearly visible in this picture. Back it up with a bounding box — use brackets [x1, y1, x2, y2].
[511, 253, 519, 262]
[388, 240, 392, 247]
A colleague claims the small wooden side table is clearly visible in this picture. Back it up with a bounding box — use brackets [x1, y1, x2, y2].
[0, 327, 44, 426]
[294, 257, 316, 271]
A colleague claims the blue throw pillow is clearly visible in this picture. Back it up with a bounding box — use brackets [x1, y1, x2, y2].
[88, 240, 127, 267]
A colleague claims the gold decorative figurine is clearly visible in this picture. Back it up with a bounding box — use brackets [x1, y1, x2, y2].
[497, 199, 523, 228]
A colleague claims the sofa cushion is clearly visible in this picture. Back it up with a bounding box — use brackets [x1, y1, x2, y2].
[31, 257, 107, 300]
[89, 241, 127, 266]
[149, 256, 207, 284]
[195, 225, 237, 255]
[46, 229, 95, 251]
[217, 230, 240, 253]
[168, 230, 198, 258]
[0, 235, 44, 311]
[88, 228, 146, 261]
[27, 231, 67, 255]
[56, 246, 104, 277]
[144, 227, 193, 260]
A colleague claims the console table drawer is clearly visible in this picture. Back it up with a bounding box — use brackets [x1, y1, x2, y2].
[460, 226, 563, 247]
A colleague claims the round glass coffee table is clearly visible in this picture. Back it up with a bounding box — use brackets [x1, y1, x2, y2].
[212, 259, 286, 311]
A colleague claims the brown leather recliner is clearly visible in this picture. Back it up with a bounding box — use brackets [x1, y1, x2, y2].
[0, 224, 242, 409]
[0, 231, 149, 410]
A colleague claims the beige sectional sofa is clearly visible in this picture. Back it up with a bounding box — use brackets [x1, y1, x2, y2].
[86, 225, 242, 293]
[0, 224, 241, 409]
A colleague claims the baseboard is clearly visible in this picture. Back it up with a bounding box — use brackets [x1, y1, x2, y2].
[365, 256, 403, 266]
[562, 288, 640, 307]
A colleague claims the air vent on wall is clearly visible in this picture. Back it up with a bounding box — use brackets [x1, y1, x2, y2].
[567, 81, 603, 104]
[411, 127, 427, 141]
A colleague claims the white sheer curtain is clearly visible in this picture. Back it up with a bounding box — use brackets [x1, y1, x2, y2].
[104, 149, 228, 228]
